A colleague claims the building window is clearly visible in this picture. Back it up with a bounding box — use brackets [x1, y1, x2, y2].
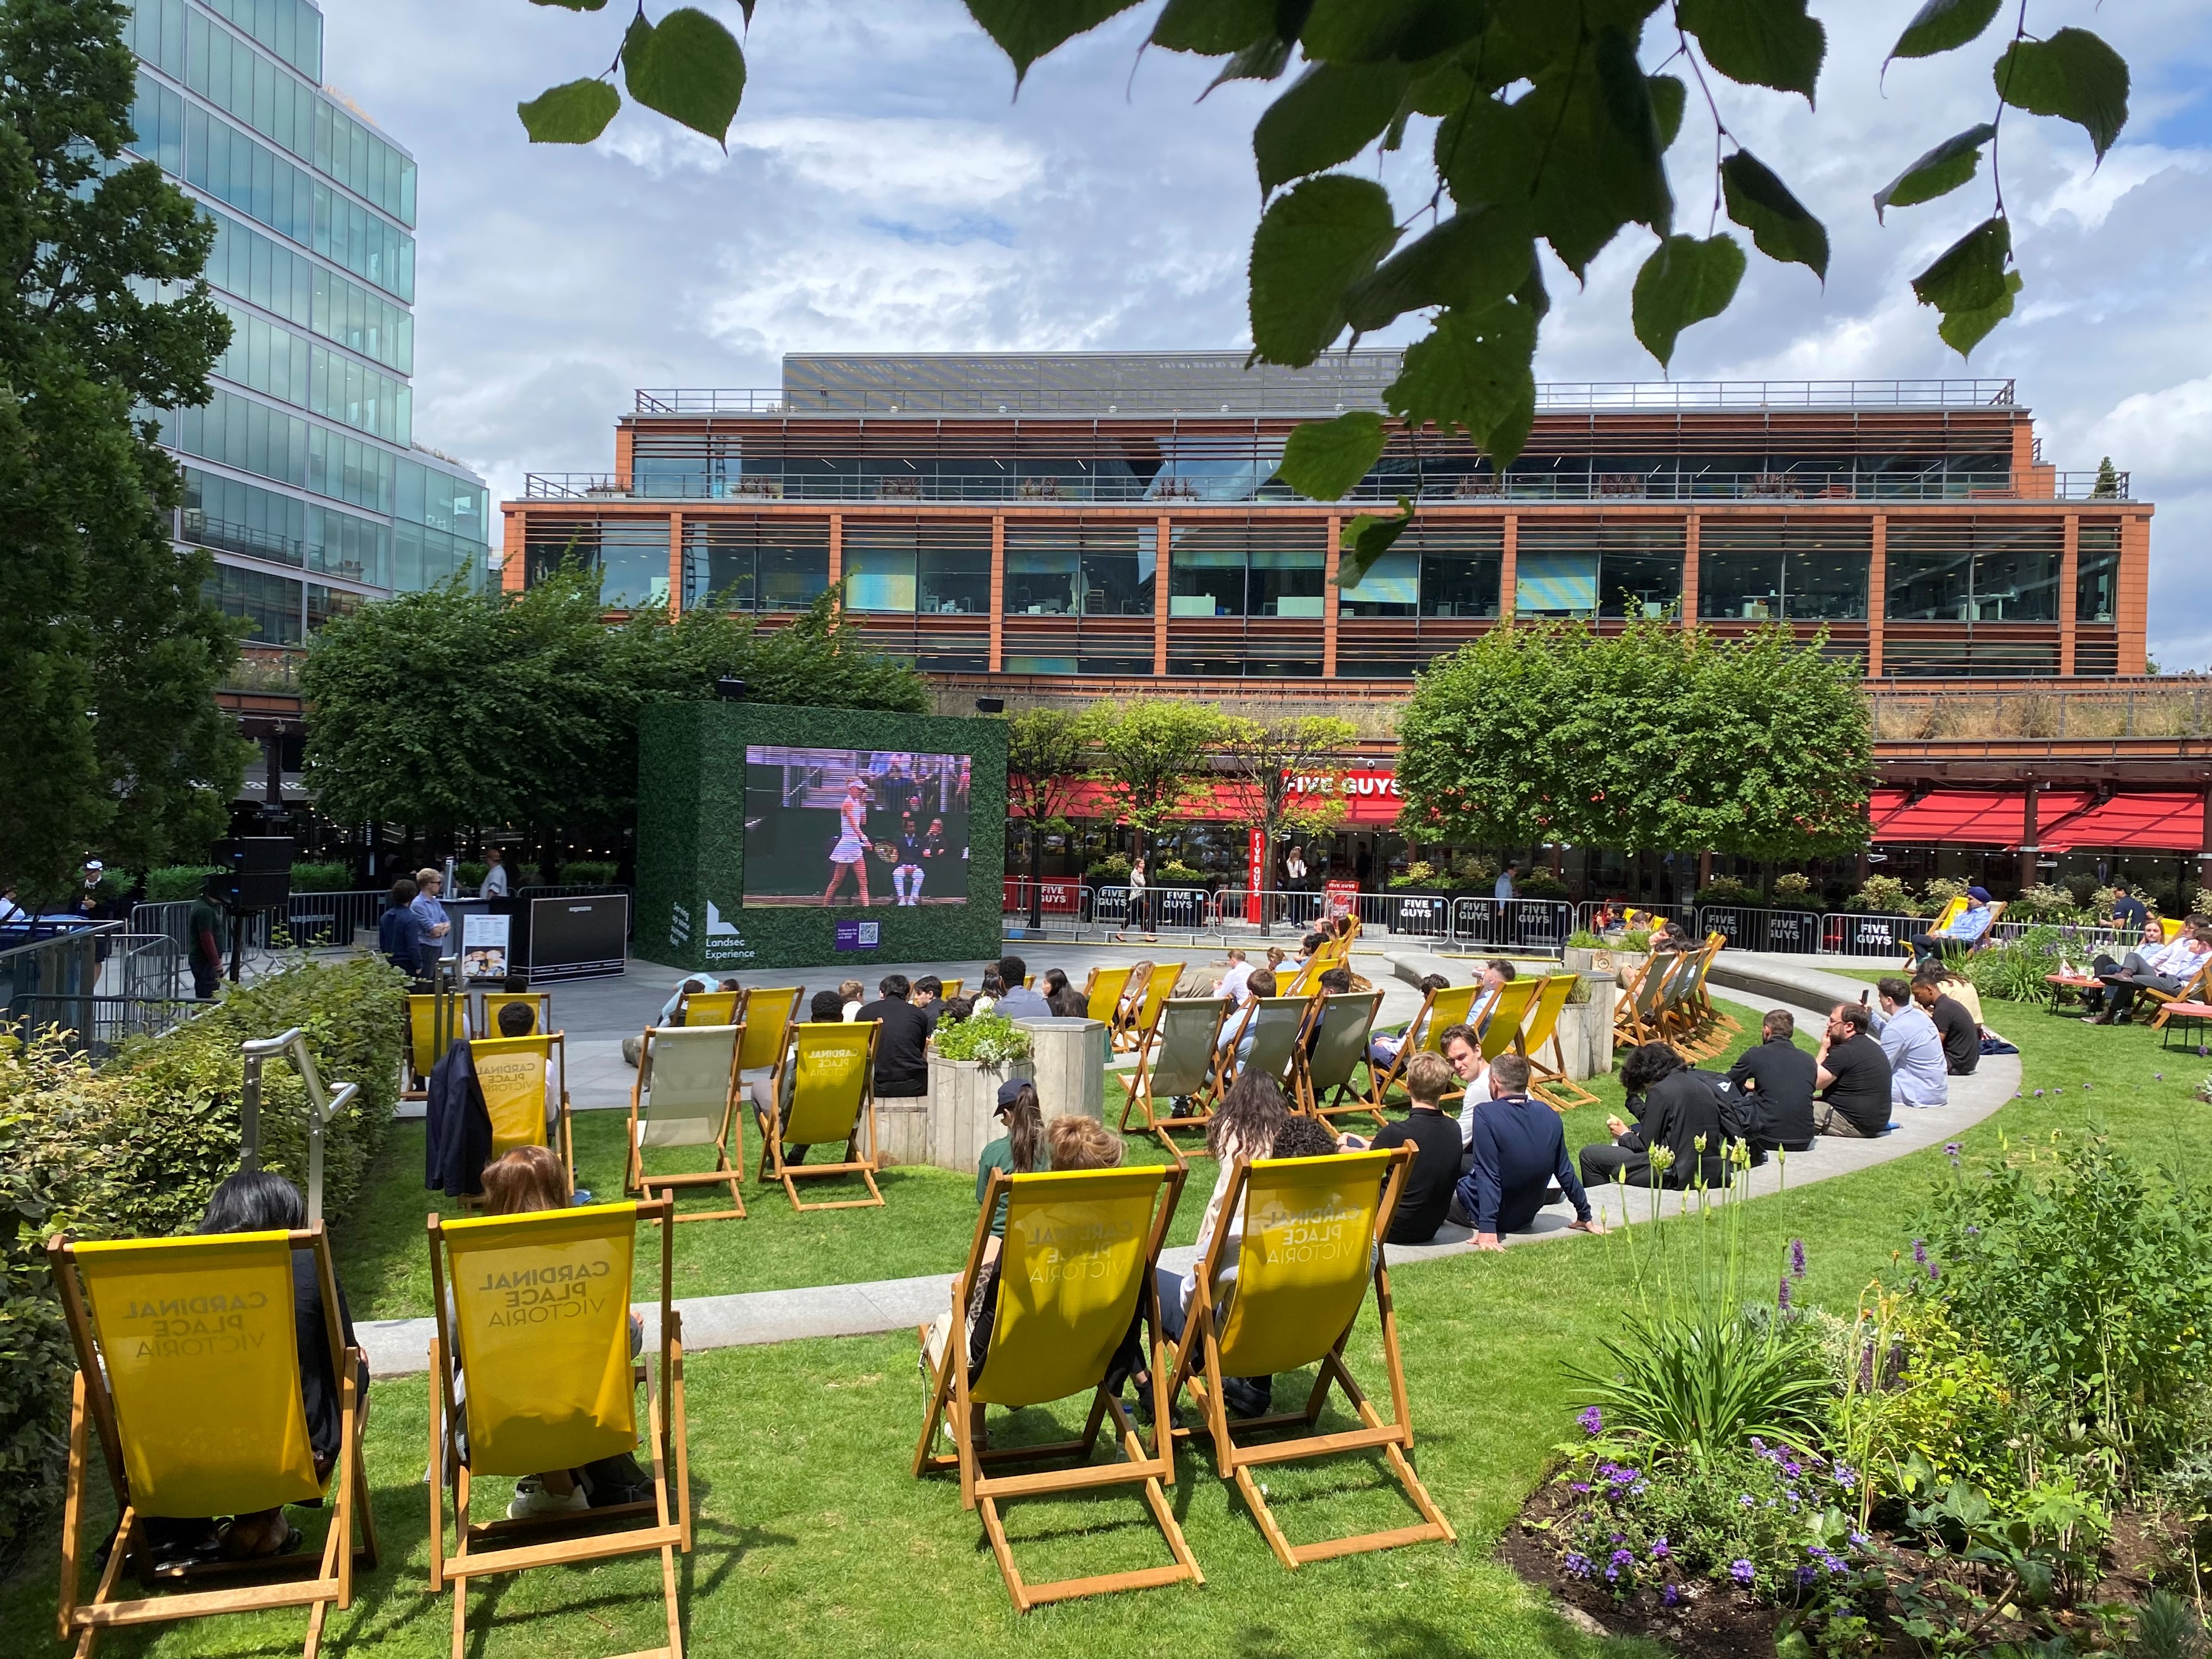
[524, 517, 670, 608]
[306, 583, 364, 632]
[2075, 523, 2120, 622]
[1338, 523, 1503, 617]
[1697, 521, 1871, 620]
[682, 518, 830, 610]
[1168, 523, 1325, 618]
[1004, 539, 1076, 615]
[840, 521, 991, 613]
[1516, 524, 1684, 618]
[204, 563, 303, 645]
[1886, 523, 2061, 621]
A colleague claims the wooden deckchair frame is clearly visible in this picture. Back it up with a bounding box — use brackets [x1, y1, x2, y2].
[1082, 964, 1136, 1028]
[428, 1199, 690, 1659]
[1519, 973, 1599, 1111]
[468, 1031, 575, 1198]
[1651, 949, 1719, 1060]
[913, 1165, 1199, 1611]
[626, 1023, 747, 1223]
[1115, 961, 1185, 1054]
[755, 1020, 884, 1211]
[49, 1224, 377, 1659]
[1107, 962, 1154, 1050]
[1161, 1149, 1457, 1569]
[732, 985, 801, 1082]
[1360, 983, 1479, 1113]
[1119, 997, 1233, 1151]
[2140, 956, 2211, 1026]
[1296, 990, 1385, 1123]
[406, 992, 472, 1100]
[1229, 994, 1315, 1096]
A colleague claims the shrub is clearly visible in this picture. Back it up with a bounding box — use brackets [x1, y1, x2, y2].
[1623, 929, 1654, 952]
[288, 860, 353, 892]
[1388, 861, 1440, 891]
[1085, 854, 1132, 883]
[557, 860, 619, 887]
[2007, 883, 2081, 923]
[1697, 880, 1767, 908]
[931, 1013, 1033, 1066]
[144, 864, 219, 901]
[1568, 929, 1603, 948]
[2194, 887, 2212, 919]
[1848, 875, 1913, 915]
[1153, 861, 1209, 887]
[1967, 924, 2066, 1004]
[1921, 877, 1968, 906]
[1450, 851, 1499, 889]
[1771, 871, 1815, 903]
[455, 861, 488, 890]
[1825, 1291, 2026, 1511]
[1518, 870, 1570, 899]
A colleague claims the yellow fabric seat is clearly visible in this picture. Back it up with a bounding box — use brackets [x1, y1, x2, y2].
[1520, 973, 1599, 1110]
[1362, 982, 1478, 1111]
[756, 1020, 883, 1211]
[468, 1032, 573, 1196]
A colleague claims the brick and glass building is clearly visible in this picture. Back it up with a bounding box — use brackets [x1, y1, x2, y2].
[501, 351, 2211, 900]
[123, 0, 490, 648]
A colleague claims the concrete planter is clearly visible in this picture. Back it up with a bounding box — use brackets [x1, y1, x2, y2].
[1564, 945, 1648, 985]
[924, 1054, 1036, 1174]
[1013, 1016, 1108, 1127]
[1554, 976, 1614, 1080]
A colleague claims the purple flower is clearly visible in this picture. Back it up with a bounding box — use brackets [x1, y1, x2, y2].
[1827, 1557, 1850, 1576]
[1782, 1460, 1802, 1478]
[1739, 1494, 1755, 1508]
[1632, 1481, 1650, 1496]
[1796, 1565, 1820, 1587]
[1849, 1531, 1870, 1549]
[1578, 1405, 1604, 1436]
[1570, 1482, 1591, 1493]
[2083, 1082, 2092, 1091]
[1778, 1275, 1792, 1310]
[1611, 1549, 1634, 1569]
[1912, 1239, 1928, 1269]
[1662, 1583, 1681, 1607]
[2034, 1088, 2045, 1097]
[1651, 1537, 1670, 1560]
[1750, 1436, 1766, 1451]
[1565, 1551, 1592, 1579]
[1786, 1488, 1802, 1503]
[1731, 1559, 1756, 1586]
[1943, 1142, 1961, 1163]
[1789, 1238, 1806, 1278]
[1604, 1565, 1619, 1582]
[1834, 1464, 1858, 1487]
[2155, 1073, 2163, 1082]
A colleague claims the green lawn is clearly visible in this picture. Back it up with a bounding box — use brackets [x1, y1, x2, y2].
[8, 1010, 2201, 1659]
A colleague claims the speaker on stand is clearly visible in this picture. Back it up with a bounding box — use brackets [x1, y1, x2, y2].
[211, 837, 295, 983]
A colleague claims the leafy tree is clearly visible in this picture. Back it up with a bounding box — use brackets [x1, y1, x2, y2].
[1209, 711, 1358, 908]
[525, 1, 2128, 578]
[1396, 618, 1870, 862]
[1084, 697, 1223, 858]
[0, 0, 246, 892]
[1003, 706, 1091, 892]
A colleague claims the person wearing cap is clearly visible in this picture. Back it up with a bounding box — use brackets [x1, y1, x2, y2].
[76, 857, 113, 921]
[1909, 884, 1994, 969]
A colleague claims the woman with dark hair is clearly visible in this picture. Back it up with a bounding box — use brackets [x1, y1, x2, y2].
[146, 1171, 365, 1567]
[1579, 1042, 1729, 1192]
[379, 877, 423, 976]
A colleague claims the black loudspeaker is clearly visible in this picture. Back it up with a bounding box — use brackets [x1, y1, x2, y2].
[212, 838, 294, 910]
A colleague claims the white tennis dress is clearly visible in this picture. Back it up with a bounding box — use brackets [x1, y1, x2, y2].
[831, 798, 867, 865]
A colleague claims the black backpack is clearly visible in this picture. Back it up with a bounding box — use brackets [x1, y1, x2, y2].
[1690, 1068, 1759, 1143]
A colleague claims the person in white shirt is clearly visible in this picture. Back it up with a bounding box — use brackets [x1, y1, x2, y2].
[1441, 1023, 1495, 1176]
[1874, 977, 1948, 1109]
[1214, 949, 1253, 1004]
[2089, 923, 2209, 1024]
[480, 849, 510, 899]
[0, 883, 26, 928]
[1494, 863, 1517, 903]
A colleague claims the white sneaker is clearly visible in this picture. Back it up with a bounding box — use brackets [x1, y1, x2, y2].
[508, 1476, 589, 1520]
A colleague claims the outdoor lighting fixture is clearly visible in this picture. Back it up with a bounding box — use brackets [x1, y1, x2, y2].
[975, 697, 1006, 713]
[715, 676, 747, 701]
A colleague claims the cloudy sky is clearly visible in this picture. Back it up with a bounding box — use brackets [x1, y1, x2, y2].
[325, 0, 2212, 666]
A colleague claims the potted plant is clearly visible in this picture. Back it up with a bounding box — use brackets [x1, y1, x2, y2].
[924, 1014, 1036, 1173]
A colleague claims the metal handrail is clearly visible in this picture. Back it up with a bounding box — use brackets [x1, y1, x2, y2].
[238, 1025, 361, 1225]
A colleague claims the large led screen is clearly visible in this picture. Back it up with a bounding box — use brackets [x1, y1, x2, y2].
[742, 746, 972, 907]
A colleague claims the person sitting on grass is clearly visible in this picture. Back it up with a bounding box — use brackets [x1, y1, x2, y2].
[1725, 1009, 1817, 1154]
[1441, 1022, 1495, 1176]
[1341, 1051, 1463, 1246]
[1450, 1053, 1601, 1250]
[1874, 976, 1948, 1109]
[140, 1171, 368, 1573]
[1369, 973, 1449, 1070]
[751, 989, 848, 1166]
[1912, 970, 1981, 1076]
[1815, 1001, 1891, 1138]
[1579, 1043, 1727, 1191]
[1157, 1073, 1294, 1420]
[476, 1147, 652, 1517]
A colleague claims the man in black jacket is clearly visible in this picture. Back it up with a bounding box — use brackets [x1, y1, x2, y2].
[856, 974, 931, 1099]
[1725, 1010, 1818, 1152]
[1579, 1043, 1730, 1190]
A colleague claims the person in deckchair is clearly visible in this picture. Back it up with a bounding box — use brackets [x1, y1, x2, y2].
[470, 1146, 652, 1518]
[1217, 969, 1278, 1069]
[495, 999, 562, 1144]
[1369, 973, 1450, 1069]
[1156, 1073, 1293, 1420]
[752, 989, 848, 1166]
[141, 1171, 366, 1573]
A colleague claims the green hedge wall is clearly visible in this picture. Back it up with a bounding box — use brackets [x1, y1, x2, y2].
[635, 702, 1007, 973]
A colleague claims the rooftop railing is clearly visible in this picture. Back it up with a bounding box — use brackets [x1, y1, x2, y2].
[633, 378, 2017, 417]
[519, 466, 2128, 505]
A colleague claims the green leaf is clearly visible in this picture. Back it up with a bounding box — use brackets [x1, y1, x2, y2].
[1248, 174, 1400, 366]
[1385, 296, 1539, 462]
[1342, 206, 1532, 331]
[530, 0, 609, 9]
[1282, 411, 1391, 501]
[1937, 268, 2021, 357]
[1254, 62, 1412, 194]
[622, 8, 746, 145]
[1873, 123, 1995, 223]
[1720, 152, 1828, 279]
[1631, 233, 1746, 369]
[1678, 0, 1825, 104]
[1650, 74, 1686, 149]
[1302, 0, 1486, 64]
[518, 78, 620, 145]
[1994, 29, 2129, 160]
[1911, 214, 2011, 314]
[1337, 499, 1415, 587]
[1888, 0, 2002, 61]
[966, 0, 1144, 85]
[1150, 0, 1274, 53]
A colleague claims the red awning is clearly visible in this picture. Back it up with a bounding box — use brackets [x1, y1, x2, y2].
[2035, 793, 2207, 853]
[1867, 790, 2030, 846]
[1012, 775, 1406, 826]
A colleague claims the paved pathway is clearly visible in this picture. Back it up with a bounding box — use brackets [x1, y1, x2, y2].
[358, 956, 2021, 1377]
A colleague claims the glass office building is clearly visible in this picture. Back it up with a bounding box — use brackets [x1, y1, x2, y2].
[123, 0, 488, 645]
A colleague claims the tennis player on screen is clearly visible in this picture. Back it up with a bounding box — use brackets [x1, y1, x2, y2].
[821, 777, 874, 907]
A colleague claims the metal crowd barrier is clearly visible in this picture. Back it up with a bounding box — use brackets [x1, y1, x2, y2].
[1573, 900, 1697, 933]
[1695, 906, 1823, 954]
[9, 993, 198, 1058]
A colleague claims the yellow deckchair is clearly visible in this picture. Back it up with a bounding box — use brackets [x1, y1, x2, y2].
[937, 978, 964, 1001]
[1162, 1148, 1456, 1569]
[627, 1023, 746, 1223]
[674, 987, 739, 1027]
[1519, 973, 1599, 1111]
[1276, 956, 1321, 999]
[1295, 990, 1384, 1123]
[1901, 896, 1965, 965]
[1119, 997, 1231, 1149]
[407, 994, 471, 1099]
[469, 1032, 573, 1195]
[49, 1225, 375, 1659]
[914, 1163, 1199, 1611]
[734, 985, 801, 1084]
[755, 1020, 883, 1211]
[475, 991, 551, 1042]
[1476, 977, 1542, 1063]
[428, 1200, 689, 1659]
[1362, 983, 1478, 1112]
[1117, 961, 1184, 1054]
[1082, 964, 1136, 1027]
